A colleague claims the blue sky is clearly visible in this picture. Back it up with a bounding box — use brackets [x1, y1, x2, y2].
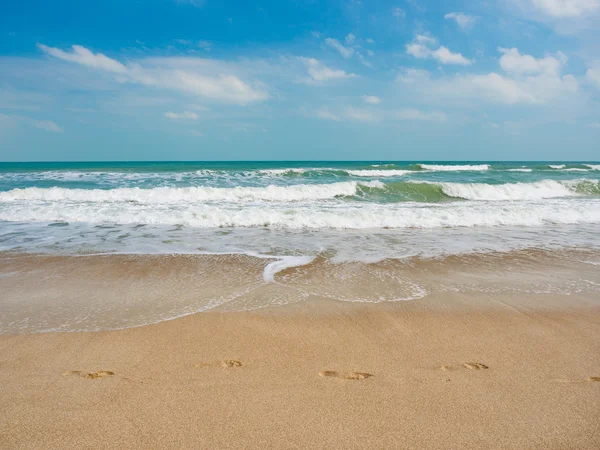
[1, 0, 600, 161]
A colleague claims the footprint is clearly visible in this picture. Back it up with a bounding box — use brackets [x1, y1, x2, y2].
[462, 362, 489, 370]
[63, 370, 115, 379]
[588, 376, 600, 382]
[222, 360, 243, 368]
[319, 370, 339, 378]
[346, 372, 374, 380]
[440, 363, 489, 372]
[319, 370, 374, 380]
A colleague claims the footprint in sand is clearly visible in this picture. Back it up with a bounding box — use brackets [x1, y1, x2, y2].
[441, 362, 489, 372]
[462, 362, 489, 370]
[194, 360, 243, 368]
[222, 360, 243, 368]
[319, 370, 374, 380]
[589, 376, 600, 382]
[63, 370, 115, 379]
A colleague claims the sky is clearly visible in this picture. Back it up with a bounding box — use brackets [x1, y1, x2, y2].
[1, 0, 600, 161]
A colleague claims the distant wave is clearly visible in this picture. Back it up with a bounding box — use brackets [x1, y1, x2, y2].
[2, 164, 598, 185]
[346, 169, 411, 177]
[417, 164, 490, 171]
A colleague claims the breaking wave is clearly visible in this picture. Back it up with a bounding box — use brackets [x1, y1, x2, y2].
[0, 181, 385, 203]
[416, 164, 490, 171]
[1, 179, 598, 205]
[1, 199, 600, 229]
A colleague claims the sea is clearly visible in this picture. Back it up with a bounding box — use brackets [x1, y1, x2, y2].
[1, 161, 600, 332]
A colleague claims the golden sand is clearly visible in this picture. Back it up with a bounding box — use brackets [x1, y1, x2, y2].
[1, 299, 599, 449]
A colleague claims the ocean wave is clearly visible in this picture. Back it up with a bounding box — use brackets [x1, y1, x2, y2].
[505, 168, 533, 172]
[1, 179, 598, 205]
[417, 164, 490, 171]
[366, 179, 600, 202]
[431, 179, 600, 201]
[585, 164, 600, 170]
[346, 169, 411, 177]
[0, 181, 385, 203]
[2, 199, 600, 229]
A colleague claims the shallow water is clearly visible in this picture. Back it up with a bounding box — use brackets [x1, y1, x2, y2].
[1, 161, 599, 332]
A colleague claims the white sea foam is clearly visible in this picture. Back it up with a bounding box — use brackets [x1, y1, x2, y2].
[0, 181, 375, 203]
[419, 164, 490, 171]
[433, 179, 597, 201]
[257, 168, 309, 175]
[262, 256, 315, 282]
[506, 168, 533, 172]
[346, 169, 411, 177]
[2, 199, 600, 229]
[549, 165, 566, 169]
[585, 164, 600, 170]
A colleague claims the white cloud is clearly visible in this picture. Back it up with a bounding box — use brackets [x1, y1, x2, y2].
[529, 0, 600, 18]
[356, 52, 373, 67]
[345, 106, 379, 122]
[38, 44, 269, 105]
[444, 12, 477, 29]
[422, 48, 578, 104]
[498, 47, 563, 74]
[392, 7, 406, 17]
[394, 109, 447, 121]
[396, 68, 430, 83]
[300, 57, 356, 83]
[362, 95, 381, 104]
[315, 107, 379, 122]
[587, 67, 600, 88]
[366, 38, 375, 44]
[33, 119, 63, 132]
[345, 33, 355, 45]
[37, 44, 128, 73]
[325, 38, 355, 59]
[406, 43, 431, 59]
[406, 35, 471, 65]
[190, 130, 204, 136]
[431, 47, 472, 65]
[165, 111, 199, 120]
[415, 34, 436, 45]
[0, 113, 63, 132]
[315, 109, 341, 121]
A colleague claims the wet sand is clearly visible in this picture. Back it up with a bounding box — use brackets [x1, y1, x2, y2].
[1, 298, 600, 449]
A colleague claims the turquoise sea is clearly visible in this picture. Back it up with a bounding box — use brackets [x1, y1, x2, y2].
[2, 160, 600, 332]
[1, 160, 600, 259]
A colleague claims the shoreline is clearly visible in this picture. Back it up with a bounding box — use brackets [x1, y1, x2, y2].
[2, 249, 600, 334]
[2, 301, 600, 449]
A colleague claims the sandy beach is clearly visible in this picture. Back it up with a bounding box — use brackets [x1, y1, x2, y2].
[1, 295, 599, 449]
